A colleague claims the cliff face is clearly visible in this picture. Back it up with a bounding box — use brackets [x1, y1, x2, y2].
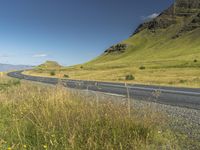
[133, 0, 200, 36]
[133, 5, 176, 35]
[174, 12, 200, 38]
[176, 0, 200, 15]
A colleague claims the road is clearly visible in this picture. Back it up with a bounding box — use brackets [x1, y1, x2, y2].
[7, 70, 200, 110]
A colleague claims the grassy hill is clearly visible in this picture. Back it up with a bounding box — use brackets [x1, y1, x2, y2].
[37, 61, 62, 70]
[26, 1, 200, 87]
[28, 61, 65, 77]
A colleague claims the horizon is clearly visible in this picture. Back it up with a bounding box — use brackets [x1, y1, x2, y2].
[0, 0, 173, 66]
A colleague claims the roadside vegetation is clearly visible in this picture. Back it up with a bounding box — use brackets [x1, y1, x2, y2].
[0, 76, 20, 90]
[25, 63, 200, 88]
[0, 76, 180, 150]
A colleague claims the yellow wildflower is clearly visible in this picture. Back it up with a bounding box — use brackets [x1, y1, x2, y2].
[43, 145, 47, 149]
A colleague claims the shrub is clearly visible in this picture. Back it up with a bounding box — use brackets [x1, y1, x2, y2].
[63, 74, 69, 78]
[139, 66, 146, 70]
[80, 66, 83, 69]
[194, 59, 198, 63]
[125, 74, 135, 80]
[179, 80, 187, 83]
[50, 71, 56, 76]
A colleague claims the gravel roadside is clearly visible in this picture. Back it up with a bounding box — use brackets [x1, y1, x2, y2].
[82, 90, 200, 150]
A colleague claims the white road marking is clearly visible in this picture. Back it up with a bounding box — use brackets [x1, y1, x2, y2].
[99, 83, 200, 96]
[82, 90, 126, 97]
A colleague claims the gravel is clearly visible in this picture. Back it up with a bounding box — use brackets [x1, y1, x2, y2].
[82, 90, 200, 150]
[132, 99, 200, 150]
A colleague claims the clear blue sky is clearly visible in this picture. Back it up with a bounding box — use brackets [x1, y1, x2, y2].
[0, 0, 173, 66]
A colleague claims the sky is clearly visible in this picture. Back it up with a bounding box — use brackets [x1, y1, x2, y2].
[0, 0, 173, 66]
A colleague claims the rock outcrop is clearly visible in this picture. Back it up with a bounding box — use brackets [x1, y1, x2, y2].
[133, 0, 200, 37]
[175, 0, 200, 16]
[104, 44, 128, 54]
[133, 5, 176, 35]
[173, 12, 200, 38]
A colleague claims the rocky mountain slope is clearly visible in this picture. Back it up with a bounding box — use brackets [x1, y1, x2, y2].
[133, 0, 200, 39]
[87, 0, 200, 64]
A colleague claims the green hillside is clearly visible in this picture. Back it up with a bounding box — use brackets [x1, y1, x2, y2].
[87, 28, 200, 68]
[86, 2, 200, 68]
[27, 1, 200, 87]
[37, 61, 62, 70]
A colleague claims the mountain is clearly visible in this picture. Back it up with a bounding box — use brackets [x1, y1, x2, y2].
[88, 0, 200, 62]
[0, 64, 33, 72]
[81, 0, 200, 69]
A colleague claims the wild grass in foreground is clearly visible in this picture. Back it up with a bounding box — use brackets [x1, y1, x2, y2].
[0, 77, 20, 90]
[0, 79, 179, 150]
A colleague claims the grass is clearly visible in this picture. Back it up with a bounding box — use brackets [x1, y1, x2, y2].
[25, 66, 200, 88]
[25, 25, 200, 88]
[0, 76, 20, 90]
[0, 76, 180, 150]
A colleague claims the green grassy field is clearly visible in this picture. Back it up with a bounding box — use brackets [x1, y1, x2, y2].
[26, 26, 200, 88]
[0, 76, 181, 150]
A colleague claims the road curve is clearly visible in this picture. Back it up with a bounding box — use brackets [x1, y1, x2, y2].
[7, 71, 200, 110]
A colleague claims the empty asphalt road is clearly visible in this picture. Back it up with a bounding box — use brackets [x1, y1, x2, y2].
[7, 71, 200, 110]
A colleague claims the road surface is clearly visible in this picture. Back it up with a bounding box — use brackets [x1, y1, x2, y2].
[7, 71, 200, 110]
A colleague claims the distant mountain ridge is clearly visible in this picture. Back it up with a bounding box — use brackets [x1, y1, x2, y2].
[0, 63, 33, 72]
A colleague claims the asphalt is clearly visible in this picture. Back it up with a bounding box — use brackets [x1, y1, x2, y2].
[7, 71, 200, 110]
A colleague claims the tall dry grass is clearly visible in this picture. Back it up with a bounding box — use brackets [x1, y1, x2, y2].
[0, 78, 179, 150]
